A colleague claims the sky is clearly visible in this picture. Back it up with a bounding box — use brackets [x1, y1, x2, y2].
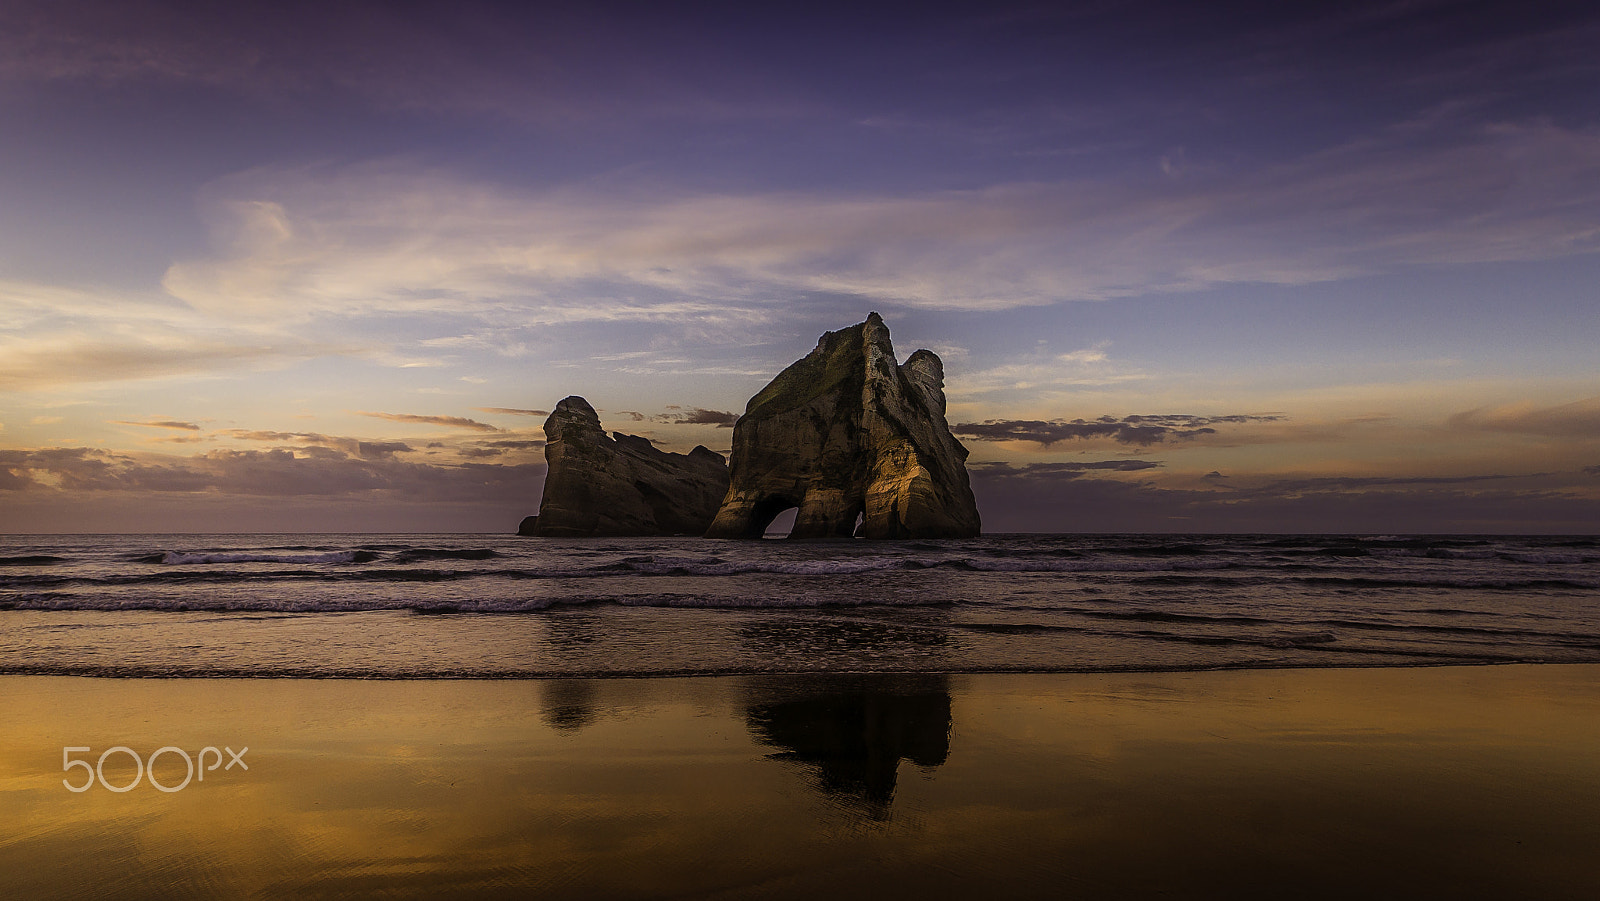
[1, 0, 1598, 534]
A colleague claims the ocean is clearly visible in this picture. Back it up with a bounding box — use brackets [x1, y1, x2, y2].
[2, 533, 1597, 678]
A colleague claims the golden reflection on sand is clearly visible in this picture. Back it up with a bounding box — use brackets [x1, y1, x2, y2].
[3, 667, 1599, 899]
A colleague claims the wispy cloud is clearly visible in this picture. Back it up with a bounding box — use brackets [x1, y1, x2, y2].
[0, 279, 185, 326]
[955, 413, 1285, 447]
[111, 419, 201, 431]
[149, 117, 1600, 325]
[476, 407, 550, 417]
[455, 436, 547, 458]
[220, 429, 415, 460]
[609, 406, 739, 428]
[1449, 396, 1600, 439]
[653, 408, 739, 427]
[0, 445, 540, 501]
[0, 331, 352, 391]
[357, 412, 501, 432]
[6, 113, 1596, 399]
[0, 278, 356, 393]
[954, 341, 1149, 397]
[974, 460, 1163, 478]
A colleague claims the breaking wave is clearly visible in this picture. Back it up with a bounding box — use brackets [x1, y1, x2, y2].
[152, 550, 382, 565]
[3, 532, 1597, 677]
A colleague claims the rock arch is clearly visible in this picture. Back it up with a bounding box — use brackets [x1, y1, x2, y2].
[705, 313, 981, 540]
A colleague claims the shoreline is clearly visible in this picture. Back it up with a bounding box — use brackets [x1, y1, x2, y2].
[0, 657, 1588, 680]
[6, 664, 1599, 898]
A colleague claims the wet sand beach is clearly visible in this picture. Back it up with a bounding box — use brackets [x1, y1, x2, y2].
[4, 665, 1599, 899]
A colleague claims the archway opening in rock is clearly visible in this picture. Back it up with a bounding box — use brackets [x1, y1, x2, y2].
[761, 506, 798, 539]
[734, 493, 868, 540]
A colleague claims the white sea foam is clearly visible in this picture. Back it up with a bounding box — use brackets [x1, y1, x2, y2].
[956, 557, 1234, 573]
[160, 550, 368, 565]
[6, 533, 1600, 680]
[1501, 552, 1586, 565]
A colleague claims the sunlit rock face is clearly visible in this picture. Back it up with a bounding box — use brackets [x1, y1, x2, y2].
[706, 313, 981, 539]
[531, 396, 730, 536]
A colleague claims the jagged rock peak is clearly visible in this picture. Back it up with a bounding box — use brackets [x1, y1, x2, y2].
[706, 313, 981, 539]
[530, 395, 730, 537]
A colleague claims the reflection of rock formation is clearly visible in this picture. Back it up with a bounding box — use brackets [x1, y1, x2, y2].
[531, 396, 730, 537]
[539, 679, 599, 731]
[743, 674, 951, 817]
[707, 313, 981, 539]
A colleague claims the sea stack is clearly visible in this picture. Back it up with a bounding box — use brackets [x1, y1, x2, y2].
[706, 313, 981, 539]
[529, 396, 730, 537]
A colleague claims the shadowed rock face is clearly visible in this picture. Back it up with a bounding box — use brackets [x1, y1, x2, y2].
[531, 396, 730, 537]
[706, 313, 981, 539]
